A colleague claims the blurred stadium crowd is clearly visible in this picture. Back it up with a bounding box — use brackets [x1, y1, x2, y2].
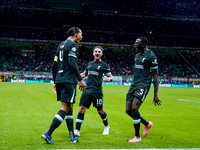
[0, 0, 200, 79]
[1, 44, 199, 78]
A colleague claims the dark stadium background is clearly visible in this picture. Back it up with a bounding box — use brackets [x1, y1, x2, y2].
[0, 0, 200, 85]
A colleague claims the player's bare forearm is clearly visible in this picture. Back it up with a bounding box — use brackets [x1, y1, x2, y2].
[152, 69, 159, 96]
[53, 84, 56, 94]
[52, 61, 57, 83]
[153, 74, 159, 96]
[104, 74, 113, 82]
[80, 72, 87, 78]
[109, 75, 113, 82]
[152, 69, 162, 106]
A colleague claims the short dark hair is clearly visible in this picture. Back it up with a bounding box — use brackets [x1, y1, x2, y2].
[138, 37, 148, 45]
[93, 46, 104, 52]
[66, 27, 81, 37]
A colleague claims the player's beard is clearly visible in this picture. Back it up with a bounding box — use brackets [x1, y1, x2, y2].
[135, 47, 144, 53]
[75, 39, 81, 44]
[95, 54, 101, 61]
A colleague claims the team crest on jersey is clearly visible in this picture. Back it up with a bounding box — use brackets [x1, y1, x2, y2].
[152, 59, 158, 64]
[72, 47, 77, 52]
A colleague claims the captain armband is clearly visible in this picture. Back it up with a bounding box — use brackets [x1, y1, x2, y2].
[54, 56, 58, 62]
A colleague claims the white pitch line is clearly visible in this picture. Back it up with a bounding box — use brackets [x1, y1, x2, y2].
[39, 148, 200, 150]
[178, 99, 200, 103]
[40, 149, 200, 150]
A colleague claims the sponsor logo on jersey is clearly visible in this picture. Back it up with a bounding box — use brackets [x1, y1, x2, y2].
[88, 71, 99, 76]
[135, 64, 144, 69]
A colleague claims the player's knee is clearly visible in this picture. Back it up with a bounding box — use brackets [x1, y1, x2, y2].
[67, 103, 73, 111]
[132, 107, 138, 113]
[126, 110, 132, 116]
[97, 109, 104, 115]
[60, 102, 69, 112]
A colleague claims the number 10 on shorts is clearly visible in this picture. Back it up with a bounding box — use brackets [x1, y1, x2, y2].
[97, 99, 102, 105]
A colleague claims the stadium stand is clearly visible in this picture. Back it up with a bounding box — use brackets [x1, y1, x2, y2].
[0, 0, 200, 80]
[1, 3, 200, 47]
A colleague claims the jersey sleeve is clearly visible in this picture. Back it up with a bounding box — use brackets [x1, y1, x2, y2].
[68, 44, 78, 58]
[84, 68, 88, 74]
[104, 63, 112, 76]
[68, 56, 82, 81]
[53, 48, 59, 62]
[84, 62, 91, 74]
[68, 44, 82, 81]
[150, 52, 158, 70]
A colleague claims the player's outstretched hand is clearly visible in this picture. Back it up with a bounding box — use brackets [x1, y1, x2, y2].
[53, 84, 57, 94]
[104, 77, 110, 82]
[79, 80, 87, 92]
[153, 95, 162, 106]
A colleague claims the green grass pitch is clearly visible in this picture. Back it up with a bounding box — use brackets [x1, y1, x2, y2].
[0, 82, 200, 149]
